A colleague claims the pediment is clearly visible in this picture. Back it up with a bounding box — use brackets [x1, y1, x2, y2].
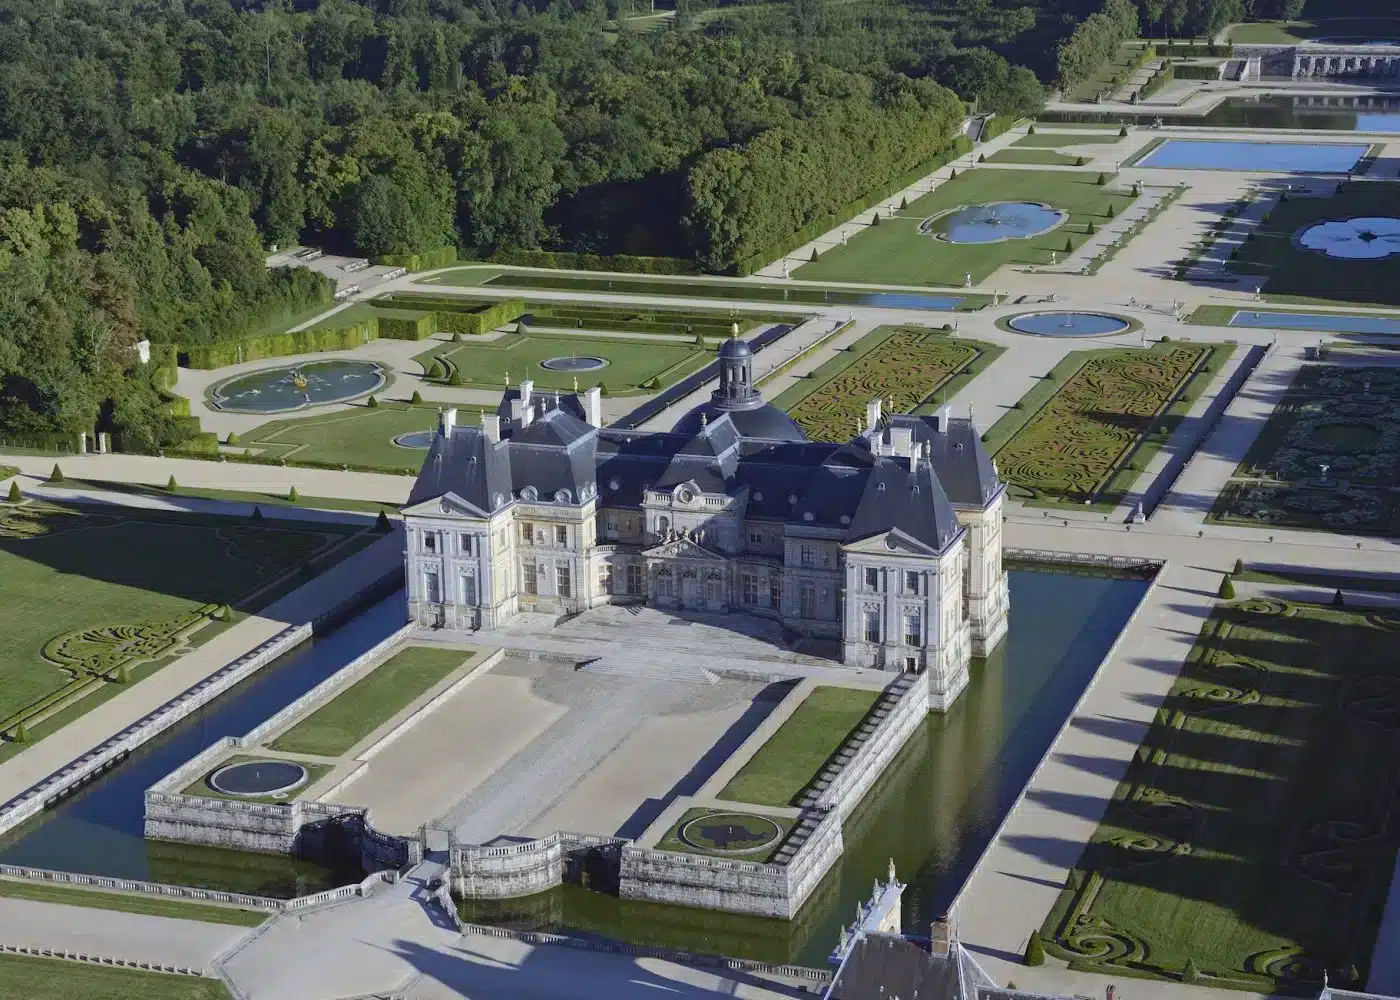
[402, 491, 491, 520]
[843, 527, 936, 556]
[642, 536, 727, 561]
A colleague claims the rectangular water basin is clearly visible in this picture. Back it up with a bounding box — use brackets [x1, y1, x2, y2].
[479, 273, 965, 310]
[1229, 310, 1400, 335]
[1137, 139, 1368, 173]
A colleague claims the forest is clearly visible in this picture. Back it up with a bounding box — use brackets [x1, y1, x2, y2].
[0, 0, 1368, 445]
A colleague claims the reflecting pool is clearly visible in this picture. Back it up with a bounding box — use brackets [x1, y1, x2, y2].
[1008, 311, 1132, 337]
[211, 360, 387, 413]
[459, 569, 1152, 966]
[478, 274, 966, 311]
[0, 595, 406, 897]
[1296, 217, 1400, 259]
[393, 431, 436, 449]
[1228, 310, 1400, 336]
[922, 202, 1067, 244]
[1136, 139, 1367, 173]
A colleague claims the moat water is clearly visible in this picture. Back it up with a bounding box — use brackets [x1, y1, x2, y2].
[459, 568, 1150, 966]
[0, 570, 1147, 964]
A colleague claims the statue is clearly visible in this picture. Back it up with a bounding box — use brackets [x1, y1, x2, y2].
[888, 858, 897, 884]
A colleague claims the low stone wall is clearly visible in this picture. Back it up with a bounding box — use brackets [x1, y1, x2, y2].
[778, 807, 845, 918]
[817, 675, 925, 820]
[1006, 547, 1162, 575]
[619, 846, 793, 918]
[0, 941, 204, 977]
[450, 832, 626, 900]
[0, 625, 312, 840]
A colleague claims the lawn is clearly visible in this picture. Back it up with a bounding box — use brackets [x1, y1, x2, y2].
[1228, 16, 1400, 44]
[986, 342, 1223, 505]
[989, 131, 1124, 167]
[772, 326, 1002, 442]
[719, 686, 880, 807]
[1067, 42, 1150, 102]
[0, 501, 364, 749]
[655, 807, 796, 862]
[67, 478, 403, 516]
[1040, 599, 1400, 992]
[1229, 182, 1400, 308]
[417, 331, 710, 395]
[0, 954, 231, 1000]
[0, 878, 267, 927]
[238, 401, 480, 474]
[270, 645, 477, 757]
[794, 169, 1136, 287]
[1208, 364, 1400, 535]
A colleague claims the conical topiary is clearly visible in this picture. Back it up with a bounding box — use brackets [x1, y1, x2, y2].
[1064, 237, 1074, 253]
[376, 510, 392, 532]
[1107, 203, 1116, 218]
[871, 213, 881, 227]
[978, 153, 986, 163]
[226, 431, 239, 446]
[367, 394, 379, 408]
[1233, 558, 1243, 574]
[14, 719, 28, 743]
[811, 247, 820, 262]
[1087, 221, 1097, 235]
[1028, 124, 1036, 134]
[950, 167, 958, 179]
[899, 196, 907, 210]
[1024, 933, 1045, 966]
[49, 463, 64, 483]
[1219, 574, 1235, 600]
[287, 486, 299, 503]
[251, 505, 263, 520]
[1183, 958, 1200, 984]
[1097, 172, 1108, 185]
[411, 390, 423, 404]
[448, 369, 465, 386]
[7, 481, 19, 503]
[1333, 588, 1344, 607]
[167, 474, 178, 491]
[515, 321, 528, 335]
[1119, 125, 1129, 137]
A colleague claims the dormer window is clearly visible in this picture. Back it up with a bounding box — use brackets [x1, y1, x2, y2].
[876, 483, 886, 493]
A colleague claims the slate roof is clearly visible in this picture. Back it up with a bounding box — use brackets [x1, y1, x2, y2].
[828, 934, 957, 1000]
[408, 391, 996, 550]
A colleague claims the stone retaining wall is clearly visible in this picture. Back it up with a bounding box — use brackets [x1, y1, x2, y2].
[619, 844, 793, 917]
[817, 675, 925, 820]
[450, 832, 626, 899]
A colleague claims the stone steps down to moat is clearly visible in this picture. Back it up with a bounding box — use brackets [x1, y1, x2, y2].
[769, 811, 827, 866]
[795, 674, 916, 811]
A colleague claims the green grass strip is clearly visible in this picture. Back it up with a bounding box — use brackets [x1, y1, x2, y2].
[0, 953, 235, 999]
[270, 646, 477, 757]
[0, 878, 267, 927]
[718, 686, 880, 807]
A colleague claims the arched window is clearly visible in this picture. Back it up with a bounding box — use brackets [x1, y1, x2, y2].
[657, 515, 670, 536]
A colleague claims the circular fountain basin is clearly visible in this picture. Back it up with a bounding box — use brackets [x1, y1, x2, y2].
[1007, 311, 1132, 337]
[394, 430, 436, 449]
[539, 356, 608, 372]
[208, 760, 308, 798]
[211, 360, 387, 413]
[678, 811, 784, 856]
[922, 202, 1068, 244]
[1296, 217, 1400, 259]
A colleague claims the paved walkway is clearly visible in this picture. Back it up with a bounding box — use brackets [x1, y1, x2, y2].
[0, 532, 402, 808]
[0, 895, 248, 973]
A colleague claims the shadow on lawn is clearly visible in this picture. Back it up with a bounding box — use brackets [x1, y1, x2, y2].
[1023, 605, 1400, 987]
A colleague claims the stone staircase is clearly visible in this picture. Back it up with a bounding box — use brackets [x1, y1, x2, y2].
[795, 674, 917, 810]
[769, 808, 829, 866]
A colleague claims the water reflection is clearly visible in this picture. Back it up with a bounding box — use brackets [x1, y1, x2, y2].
[922, 202, 1067, 245]
[1008, 312, 1132, 337]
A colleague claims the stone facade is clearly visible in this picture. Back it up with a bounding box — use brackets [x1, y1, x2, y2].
[403, 339, 1008, 702]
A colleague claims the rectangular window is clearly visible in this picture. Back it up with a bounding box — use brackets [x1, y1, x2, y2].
[425, 571, 441, 604]
[460, 534, 474, 556]
[606, 518, 618, 538]
[557, 564, 572, 598]
[800, 584, 816, 619]
[864, 609, 881, 643]
[626, 564, 643, 596]
[904, 613, 922, 647]
[519, 522, 532, 544]
[658, 572, 674, 598]
[799, 545, 814, 568]
[706, 576, 722, 602]
[749, 529, 763, 544]
[770, 577, 781, 610]
[600, 564, 614, 593]
[742, 574, 758, 605]
[462, 573, 478, 606]
[424, 531, 437, 553]
[523, 563, 538, 596]
[905, 570, 919, 595]
[556, 525, 568, 546]
[864, 567, 879, 592]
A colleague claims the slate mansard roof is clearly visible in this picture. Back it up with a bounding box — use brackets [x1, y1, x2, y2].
[408, 391, 1001, 554]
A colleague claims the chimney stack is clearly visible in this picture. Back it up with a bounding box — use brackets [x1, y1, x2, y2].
[937, 404, 951, 433]
[440, 407, 458, 436]
[865, 398, 883, 436]
[930, 917, 951, 957]
[480, 412, 500, 443]
[584, 386, 602, 428]
[520, 379, 534, 409]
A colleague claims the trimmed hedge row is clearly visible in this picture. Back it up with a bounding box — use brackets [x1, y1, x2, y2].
[181, 320, 379, 369]
[732, 133, 974, 277]
[436, 298, 526, 335]
[378, 313, 437, 341]
[1136, 61, 1175, 101]
[377, 247, 459, 272]
[1174, 61, 1224, 80]
[490, 249, 699, 275]
[979, 115, 1020, 142]
[1154, 41, 1231, 58]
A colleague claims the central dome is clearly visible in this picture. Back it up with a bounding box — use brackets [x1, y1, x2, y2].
[671, 336, 808, 442]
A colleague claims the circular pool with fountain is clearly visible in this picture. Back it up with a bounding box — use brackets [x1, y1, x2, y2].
[210, 360, 388, 413]
[1295, 217, 1400, 259]
[394, 430, 436, 450]
[539, 356, 608, 372]
[208, 760, 308, 798]
[921, 201, 1068, 244]
[1006, 311, 1132, 337]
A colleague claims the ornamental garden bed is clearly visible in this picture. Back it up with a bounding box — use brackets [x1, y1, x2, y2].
[772, 326, 1002, 443]
[986, 341, 1230, 507]
[1040, 599, 1400, 993]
